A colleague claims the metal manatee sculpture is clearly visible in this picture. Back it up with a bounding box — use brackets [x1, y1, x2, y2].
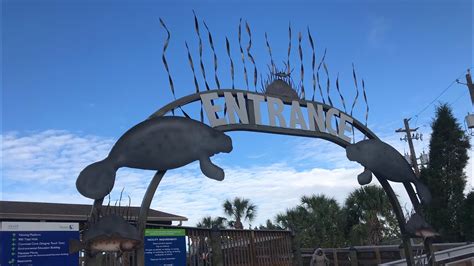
[76, 116, 233, 200]
[346, 139, 432, 204]
[69, 214, 141, 256]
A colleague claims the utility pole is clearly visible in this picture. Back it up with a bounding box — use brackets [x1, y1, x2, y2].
[396, 118, 422, 177]
[462, 69, 474, 132]
[465, 69, 474, 105]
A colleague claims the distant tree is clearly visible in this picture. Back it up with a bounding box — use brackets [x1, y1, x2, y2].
[420, 104, 471, 241]
[276, 207, 306, 231]
[460, 192, 474, 241]
[258, 219, 283, 230]
[276, 194, 345, 248]
[300, 195, 345, 247]
[275, 206, 308, 248]
[196, 216, 227, 229]
[223, 197, 257, 229]
[343, 185, 399, 245]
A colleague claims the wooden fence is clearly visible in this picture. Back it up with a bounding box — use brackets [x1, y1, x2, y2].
[181, 225, 294, 266]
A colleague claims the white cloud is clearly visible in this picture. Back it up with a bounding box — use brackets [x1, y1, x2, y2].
[1, 128, 471, 229]
[1, 130, 113, 182]
[0, 130, 364, 227]
[151, 163, 363, 227]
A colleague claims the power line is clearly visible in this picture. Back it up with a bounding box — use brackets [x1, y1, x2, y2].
[411, 69, 470, 121]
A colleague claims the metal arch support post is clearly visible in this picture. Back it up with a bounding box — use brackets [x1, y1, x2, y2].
[136, 170, 167, 266]
[377, 179, 415, 265]
[404, 183, 435, 265]
[90, 198, 104, 217]
[149, 89, 417, 265]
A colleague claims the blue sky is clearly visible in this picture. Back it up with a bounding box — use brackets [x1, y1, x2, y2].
[2, 0, 473, 227]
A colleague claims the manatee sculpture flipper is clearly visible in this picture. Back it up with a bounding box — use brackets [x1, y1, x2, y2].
[357, 168, 373, 185]
[199, 155, 225, 181]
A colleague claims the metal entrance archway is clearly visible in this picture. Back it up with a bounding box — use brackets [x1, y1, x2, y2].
[68, 13, 437, 265]
[133, 89, 431, 265]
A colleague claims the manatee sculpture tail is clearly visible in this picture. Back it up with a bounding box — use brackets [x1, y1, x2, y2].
[76, 158, 117, 200]
[414, 180, 432, 205]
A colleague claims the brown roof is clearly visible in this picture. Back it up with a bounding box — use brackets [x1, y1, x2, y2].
[0, 201, 187, 222]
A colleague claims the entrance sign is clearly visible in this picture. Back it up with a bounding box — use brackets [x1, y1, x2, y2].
[0, 222, 79, 266]
[152, 89, 366, 147]
[201, 91, 354, 143]
[144, 229, 186, 266]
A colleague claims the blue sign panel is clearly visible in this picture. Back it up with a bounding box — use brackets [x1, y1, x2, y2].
[144, 229, 186, 266]
[0, 222, 79, 266]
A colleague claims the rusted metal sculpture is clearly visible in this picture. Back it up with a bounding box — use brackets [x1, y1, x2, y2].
[69, 214, 141, 256]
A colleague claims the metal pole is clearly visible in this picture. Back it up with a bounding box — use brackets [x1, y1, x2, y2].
[395, 118, 421, 176]
[395, 119, 425, 208]
[377, 178, 415, 266]
[465, 69, 474, 105]
[136, 170, 166, 266]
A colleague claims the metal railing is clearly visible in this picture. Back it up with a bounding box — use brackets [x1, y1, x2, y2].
[300, 242, 471, 266]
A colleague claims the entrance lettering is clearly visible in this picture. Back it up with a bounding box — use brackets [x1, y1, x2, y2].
[201, 92, 353, 143]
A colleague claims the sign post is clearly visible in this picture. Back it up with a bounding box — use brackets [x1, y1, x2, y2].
[144, 228, 186, 266]
[0, 222, 79, 266]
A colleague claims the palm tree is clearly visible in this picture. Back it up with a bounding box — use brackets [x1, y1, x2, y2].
[343, 185, 399, 245]
[276, 207, 306, 231]
[276, 195, 344, 248]
[223, 197, 257, 229]
[259, 219, 283, 230]
[300, 194, 345, 247]
[275, 195, 344, 248]
[196, 216, 227, 229]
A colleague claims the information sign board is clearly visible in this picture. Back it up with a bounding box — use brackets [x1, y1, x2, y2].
[144, 229, 186, 266]
[0, 222, 79, 266]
